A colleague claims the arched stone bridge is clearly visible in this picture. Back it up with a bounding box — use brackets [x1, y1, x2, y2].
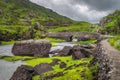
[47, 32, 101, 41]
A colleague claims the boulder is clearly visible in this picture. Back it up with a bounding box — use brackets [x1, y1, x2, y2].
[59, 62, 66, 68]
[72, 45, 94, 59]
[80, 48, 93, 57]
[72, 45, 85, 60]
[50, 46, 72, 56]
[10, 65, 35, 80]
[34, 63, 53, 75]
[12, 40, 51, 57]
[59, 46, 72, 56]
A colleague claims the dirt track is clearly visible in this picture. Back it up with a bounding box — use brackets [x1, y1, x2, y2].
[101, 40, 120, 80]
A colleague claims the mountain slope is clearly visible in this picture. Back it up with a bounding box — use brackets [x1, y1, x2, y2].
[0, 0, 72, 41]
[0, 0, 71, 26]
[99, 10, 120, 34]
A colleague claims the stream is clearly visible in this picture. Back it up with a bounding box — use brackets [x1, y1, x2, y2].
[0, 42, 76, 80]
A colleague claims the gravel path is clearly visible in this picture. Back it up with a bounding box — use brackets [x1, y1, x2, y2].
[101, 40, 120, 80]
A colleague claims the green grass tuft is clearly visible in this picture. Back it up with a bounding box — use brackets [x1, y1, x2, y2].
[109, 36, 120, 50]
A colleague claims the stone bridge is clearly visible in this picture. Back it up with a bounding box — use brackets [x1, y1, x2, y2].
[47, 32, 101, 41]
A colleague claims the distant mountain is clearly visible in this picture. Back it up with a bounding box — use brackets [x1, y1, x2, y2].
[99, 10, 120, 34]
[0, 0, 73, 41]
[0, 0, 72, 26]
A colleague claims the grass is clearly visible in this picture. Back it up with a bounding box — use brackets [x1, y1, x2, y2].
[0, 54, 98, 80]
[75, 39, 97, 45]
[0, 55, 33, 61]
[1, 41, 15, 45]
[109, 36, 120, 50]
[0, 37, 65, 46]
[40, 37, 65, 46]
[48, 21, 92, 32]
[25, 56, 98, 80]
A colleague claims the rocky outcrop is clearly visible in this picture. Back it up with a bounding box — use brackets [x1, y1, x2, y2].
[72, 45, 86, 59]
[50, 46, 72, 56]
[50, 45, 94, 59]
[72, 45, 94, 59]
[97, 40, 120, 80]
[34, 63, 53, 75]
[58, 46, 72, 56]
[59, 62, 66, 68]
[10, 65, 35, 80]
[12, 40, 51, 57]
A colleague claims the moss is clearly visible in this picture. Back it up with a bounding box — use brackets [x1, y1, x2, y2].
[0, 55, 98, 80]
[29, 56, 97, 80]
[49, 21, 92, 32]
[1, 41, 15, 45]
[32, 75, 40, 80]
[0, 55, 33, 61]
[40, 38, 66, 46]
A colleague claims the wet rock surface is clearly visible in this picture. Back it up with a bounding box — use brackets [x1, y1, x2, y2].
[12, 40, 51, 57]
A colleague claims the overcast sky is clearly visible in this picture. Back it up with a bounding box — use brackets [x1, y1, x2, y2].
[30, 0, 120, 23]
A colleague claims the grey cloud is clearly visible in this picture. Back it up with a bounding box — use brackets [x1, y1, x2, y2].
[69, 0, 120, 11]
[30, 0, 120, 23]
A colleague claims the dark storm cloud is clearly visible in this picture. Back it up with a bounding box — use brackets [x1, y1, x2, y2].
[30, 0, 120, 23]
[69, 0, 120, 11]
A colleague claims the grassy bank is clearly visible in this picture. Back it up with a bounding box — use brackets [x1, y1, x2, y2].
[0, 55, 98, 80]
[0, 37, 65, 46]
[27, 56, 98, 80]
[49, 21, 92, 32]
[109, 36, 120, 50]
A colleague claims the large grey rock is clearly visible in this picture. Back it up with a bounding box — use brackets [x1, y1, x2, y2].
[72, 45, 85, 60]
[50, 46, 72, 56]
[12, 40, 51, 57]
[10, 65, 35, 80]
[59, 46, 72, 56]
[72, 45, 94, 59]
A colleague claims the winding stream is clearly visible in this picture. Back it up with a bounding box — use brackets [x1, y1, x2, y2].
[0, 42, 76, 80]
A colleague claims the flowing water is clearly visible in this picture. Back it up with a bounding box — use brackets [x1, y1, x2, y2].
[0, 42, 76, 80]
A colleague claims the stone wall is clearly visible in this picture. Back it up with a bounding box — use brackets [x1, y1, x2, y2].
[96, 40, 120, 80]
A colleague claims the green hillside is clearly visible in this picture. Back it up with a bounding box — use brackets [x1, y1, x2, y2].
[99, 10, 120, 34]
[0, 0, 71, 26]
[0, 0, 93, 42]
[0, 0, 72, 41]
